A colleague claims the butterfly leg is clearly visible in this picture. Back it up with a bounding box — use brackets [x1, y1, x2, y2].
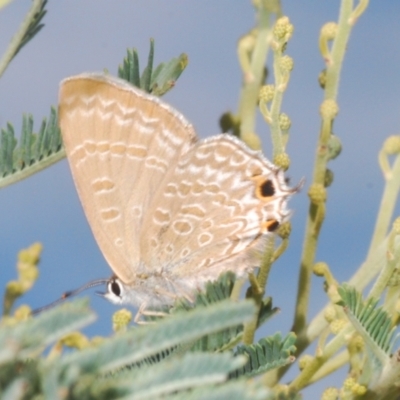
[134, 302, 169, 325]
[134, 282, 196, 324]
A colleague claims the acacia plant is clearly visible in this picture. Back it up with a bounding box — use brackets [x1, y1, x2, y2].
[1, 1, 400, 399]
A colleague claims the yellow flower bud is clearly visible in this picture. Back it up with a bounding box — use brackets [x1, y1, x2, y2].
[273, 152, 290, 171]
[308, 183, 327, 204]
[320, 99, 339, 120]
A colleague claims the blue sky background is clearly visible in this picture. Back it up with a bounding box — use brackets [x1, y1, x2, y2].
[1, 1, 400, 397]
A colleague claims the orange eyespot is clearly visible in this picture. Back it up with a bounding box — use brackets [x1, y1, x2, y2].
[260, 179, 275, 197]
[264, 219, 280, 232]
[253, 176, 276, 200]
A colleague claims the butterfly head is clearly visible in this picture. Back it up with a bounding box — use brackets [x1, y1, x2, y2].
[99, 276, 127, 305]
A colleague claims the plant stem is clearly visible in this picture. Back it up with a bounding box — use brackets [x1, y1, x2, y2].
[265, 0, 370, 386]
[0, 0, 44, 78]
[237, 4, 272, 150]
[367, 155, 400, 257]
[292, 0, 353, 338]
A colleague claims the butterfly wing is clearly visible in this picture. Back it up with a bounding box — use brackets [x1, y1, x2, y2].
[59, 74, 197, 284]
[140, 133, 293, 288]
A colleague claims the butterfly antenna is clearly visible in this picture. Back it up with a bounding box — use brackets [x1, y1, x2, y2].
[31, 278, 109, 316]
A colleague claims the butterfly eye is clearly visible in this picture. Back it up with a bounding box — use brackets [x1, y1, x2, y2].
[109, 279, 122, 297]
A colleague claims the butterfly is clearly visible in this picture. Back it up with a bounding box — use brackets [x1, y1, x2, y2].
[58, 73, 298, 313]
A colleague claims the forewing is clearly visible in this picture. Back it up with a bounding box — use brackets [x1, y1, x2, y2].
[59, 74, 197, 283]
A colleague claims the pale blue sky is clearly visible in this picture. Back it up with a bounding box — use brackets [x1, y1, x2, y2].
[1, 2, 400, 396]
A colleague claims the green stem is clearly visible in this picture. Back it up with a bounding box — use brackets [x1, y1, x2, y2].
[371, 225, 400, 301]
[237, 5, 272, 149]
[292, 0, 353, 337]
[0, 0, 44, 78]
[242, 273, 263, 345]
[290, 324, 353, 391]
[269, 52, 285, 157]
[304, 156, 400, 344]
[265, 0, 368, 387]
[306, 350, 348, 386]
[367, 155, 400, 258]
[323, 0, 353, 100]
[307, 234, 400, 343]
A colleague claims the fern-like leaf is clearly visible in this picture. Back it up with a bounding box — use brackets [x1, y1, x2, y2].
[168, 273, 278, 353]
[161, 381, 270, 400]
[337, 284, 400, 395]
[0, 298, 95, 361]
[0, 108, 64, 189]
[118, 39, 188, 96]
[1, 41, 186, 189]
[101, 353, 246, 399]
[338, 284, 395, 364]
[230, 332, 296, 378]
[0, 299, 262, 398]
[13, 0, 47, 59]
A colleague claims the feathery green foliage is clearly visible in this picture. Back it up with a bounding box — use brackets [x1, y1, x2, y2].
[12, 0, 47, 59]
[170, 272, 279, 352]
[0, 298, 277, 399]
[338, 284, 400, 399]
[338, 284, 396, 360]
[118, 39, 188, 96]
[232, 332, 296, 378]
[0, 108, 61, 173]
[0, 108, 63, 189]
[0, 40, 187, 189]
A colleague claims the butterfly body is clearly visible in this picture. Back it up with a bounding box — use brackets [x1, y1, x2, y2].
[59, 74, 297, 308]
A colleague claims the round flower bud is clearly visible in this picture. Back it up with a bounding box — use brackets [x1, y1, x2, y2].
[259, 85, 275, 102]
[298, 354, 313, 370]
[324, 305, 337, 323]
[273, 16, 290, 40]
[321, 387, 340, 400]
[321, 22, 338, 40]
[308, 183, 326, 204]
[348, 334, 364, 353]
[279, 55, 294, 73]
[320, 99, 339, 120]
[330, 318, 346, 334]
[273, 152, 290, 171]
[61, 332, 90, 349]
[313, 261, 329, 276]
[352, 384, 367, 396]
[6, 281, 24, 296]
[19, 242, 42, 264]
[327, 134, 342, 160]
[343, 377, 356, 391]
[383, 135, 400, 154]
[113, 308, 132, 332]
[286, 23, 294, 40]
[277, 221, 291, 239]
[279, 113, 291, 131]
